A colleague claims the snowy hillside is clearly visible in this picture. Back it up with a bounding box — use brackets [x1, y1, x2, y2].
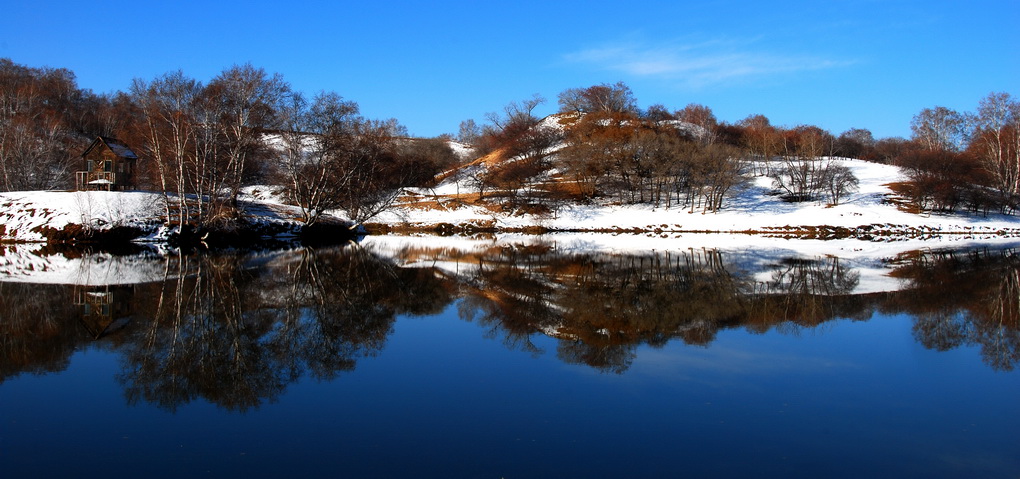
[371, 157, 1020, 236]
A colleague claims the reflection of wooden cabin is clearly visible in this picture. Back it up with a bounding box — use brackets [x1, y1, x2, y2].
[74, 285, 134, 339]
[76, 136, 139, 191]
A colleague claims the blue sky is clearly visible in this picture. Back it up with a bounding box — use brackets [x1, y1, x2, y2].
[2, 0, 1016, 139]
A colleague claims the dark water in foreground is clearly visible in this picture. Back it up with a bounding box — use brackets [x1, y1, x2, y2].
[1, 237, 1018, 478]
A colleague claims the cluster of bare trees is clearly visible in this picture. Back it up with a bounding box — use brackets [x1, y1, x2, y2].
[455, 82, 869, 213]
[275, 91, 448, 225]
[712, 118, 860, 205]
[559, 110, 745, 212]
[0, 58, 459, 229]
[895, 92, 1020, 213]
[0, 59, 101, 191]
[124, 66, 291, 225]
[126, 65, 453, 228]
[763, 126, 860, 205]
[463, 83, 749, 212]
[969, 93, 1020, 209]
[462, 94, 562, 208]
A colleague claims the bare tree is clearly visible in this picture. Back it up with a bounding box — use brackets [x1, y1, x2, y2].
[557, 82, 639, 116]
[276, 91, 359, 225]
[336, 119, 408, 225]
[130, 71, 203, 224]
[768, 126, 836, 202]
[275, 92, 412, 226]
[821, 162, 859, 205]
[911, 106, 967, 152]
[694, 143, 746, 212]
[457, 118, 481, 145]
[391, 137, 461, 188]
[205, 64, 290, 205]
[643, 104, 675, 122]
[676, 103, 718, 145]
[484, 94, 545, 133]
[558, 112, 636, 200]
[739, 114, 782, 175]
[835, 128, 876, 160]
[970, 92, 1020, 205]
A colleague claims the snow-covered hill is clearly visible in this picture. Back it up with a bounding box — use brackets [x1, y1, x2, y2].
[374, 157, 1020, 237]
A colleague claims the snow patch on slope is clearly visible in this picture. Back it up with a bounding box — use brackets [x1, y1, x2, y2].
[375, 158, 1020, 234]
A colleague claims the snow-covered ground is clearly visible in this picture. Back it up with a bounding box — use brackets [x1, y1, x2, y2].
[0, 188, 309, 243]
[0, 190, 165, 242]
[376, 158, 1020, 235]
[3, 158, 1020, 244]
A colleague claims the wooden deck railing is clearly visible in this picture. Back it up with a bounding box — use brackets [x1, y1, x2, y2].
[76, 171, 116, 190]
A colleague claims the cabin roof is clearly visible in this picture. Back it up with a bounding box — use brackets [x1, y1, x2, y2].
[83, 136, 138, 160]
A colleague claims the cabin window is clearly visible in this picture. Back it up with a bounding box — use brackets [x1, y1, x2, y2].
[104, 161, 112, 172]
[87, 160, 94, 171]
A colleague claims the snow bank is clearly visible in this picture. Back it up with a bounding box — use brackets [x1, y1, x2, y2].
[0, 191, 165, 242]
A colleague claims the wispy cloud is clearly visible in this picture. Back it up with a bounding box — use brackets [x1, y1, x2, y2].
[564, 38, 851, 88]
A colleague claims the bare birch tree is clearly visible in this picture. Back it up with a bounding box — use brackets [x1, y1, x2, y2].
[970, 92, 1020, 206]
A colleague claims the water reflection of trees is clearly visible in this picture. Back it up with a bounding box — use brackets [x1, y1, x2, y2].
[0, 283, 80, 383]
[451, 246, 861, 372]
[888, 248, 1020, 371]
[115, 246, 451, 411]
[747, 256, 867, 332]
[2, 241, 1019, 410]
[426, 242, 1019, 373]
[0, 245, 451, 410]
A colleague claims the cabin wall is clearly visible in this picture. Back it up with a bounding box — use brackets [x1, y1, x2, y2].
[81, 145, 135, 190]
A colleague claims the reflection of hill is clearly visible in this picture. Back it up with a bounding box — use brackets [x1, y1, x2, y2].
[1, 238, 1018, 410]
[371, 236, 1020, 373]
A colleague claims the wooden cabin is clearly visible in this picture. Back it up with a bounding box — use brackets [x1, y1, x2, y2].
[76, 136, 139, 191]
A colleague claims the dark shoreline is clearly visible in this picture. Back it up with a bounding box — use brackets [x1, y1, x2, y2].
[4, 220, 1019, 250]
[3, 220, 360, 252]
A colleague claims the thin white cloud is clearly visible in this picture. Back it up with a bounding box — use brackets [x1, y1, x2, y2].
[564, 38, 850, 88]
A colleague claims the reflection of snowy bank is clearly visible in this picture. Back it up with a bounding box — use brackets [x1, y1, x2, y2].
[361, 232, 1020, 296]
[0, 245, 173, 285]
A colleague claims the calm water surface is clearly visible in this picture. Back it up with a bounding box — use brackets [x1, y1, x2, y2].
[1, 237, 1018, 478]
